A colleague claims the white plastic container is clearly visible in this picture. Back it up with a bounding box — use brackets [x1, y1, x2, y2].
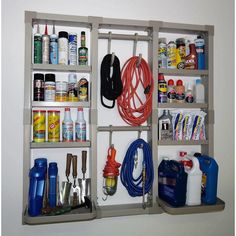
[62, 107, 73, 142]
[194, 79, 205, 103]
[75, 107, 86, 141]
[185, 156, 202, 206]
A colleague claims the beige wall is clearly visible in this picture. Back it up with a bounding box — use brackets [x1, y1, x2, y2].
[2, 0, 234, 235]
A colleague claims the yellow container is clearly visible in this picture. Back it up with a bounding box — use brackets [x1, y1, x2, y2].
[48, 110, 60, 142]
[33, 110, 46, 142]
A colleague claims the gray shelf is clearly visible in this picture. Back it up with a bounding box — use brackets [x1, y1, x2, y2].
[23, 206, 96, 225]
[158, 103, 208, 109]
[30, 141, 91, 149]
[32, 64, 91, 73]
[157, 197, 225, 215]
[158, 68, 208, 76]
[32, 101, 90, 108]
[158, 140, 208, 146]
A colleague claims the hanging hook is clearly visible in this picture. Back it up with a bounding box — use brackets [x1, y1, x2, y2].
[110, 52, 115, 66]
[136, 53, 142, 67]
[133, 33, 138, 56]
[102, 194, 108, 201]
[138, 129, 141, 139]
[108, 31, 112, 54]
[109, 125, 113, 147]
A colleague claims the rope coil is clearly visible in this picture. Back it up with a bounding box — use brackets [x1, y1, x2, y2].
[117, 56, 153, 126]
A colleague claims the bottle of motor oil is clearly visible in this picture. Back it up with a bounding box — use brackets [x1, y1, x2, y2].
[48, 162, 58, 208]
[197, 155, 218, 204]
[185, 156, 202, 206]
[158, 159, 187, 207]
[42, 24, 50, 64]
[176, 38, 186, 69]
[62, 107, 73, 142]
[75, 107, 86, 141]
[28, 158, 47, 216]
[167, 41, 176, 69]
[158, 38, 167, 68]
[194, 35, 205, 70]
[78, 31, 88, 65]
[34, 24, 42, 64]
[175, 79, 185, 103]
[167, 79, 176, 103]
[49, 24, 58, 64]
[78, 78, 89, 101]
[158, 110, 173, 140]
[185, 43, 198, 69]
[158, 73, 167, 103]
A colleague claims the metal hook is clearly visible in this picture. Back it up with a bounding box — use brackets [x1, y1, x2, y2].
[109, 125, 113, 147]
[138, 129, 141, 139]
[136, 53, 142, 67]
[110, 52, 115, 66]
[102, 195, 108, 201]
[133, 33, 138, 56]
[108, 31, 112, 54]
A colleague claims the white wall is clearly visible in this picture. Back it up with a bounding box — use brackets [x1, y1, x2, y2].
[2, 0, 234, 235]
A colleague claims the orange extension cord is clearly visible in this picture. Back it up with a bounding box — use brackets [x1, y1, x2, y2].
[117, 56, 154, 126]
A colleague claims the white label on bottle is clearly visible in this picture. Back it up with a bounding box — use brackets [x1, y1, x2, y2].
[75, 122, 86, 141]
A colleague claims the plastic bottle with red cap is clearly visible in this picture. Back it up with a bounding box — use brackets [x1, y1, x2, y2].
[167, 79, 176, 103]
[75, 107, 86, 141]
[175, 79, 185, 103]
[62, 107, 73, 142]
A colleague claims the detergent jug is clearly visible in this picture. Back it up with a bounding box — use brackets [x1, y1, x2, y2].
[158, 158, 187, 207]
[197, 155, 218, 204]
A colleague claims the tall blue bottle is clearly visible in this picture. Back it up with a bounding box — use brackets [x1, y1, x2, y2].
[28, 158, 47, 216]
[48, 162, 58, 208]
[197, 155, 218, 204]
[194, 36, 205, 70]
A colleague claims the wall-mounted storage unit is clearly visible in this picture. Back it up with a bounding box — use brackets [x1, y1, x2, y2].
[23, 11, 225, 225]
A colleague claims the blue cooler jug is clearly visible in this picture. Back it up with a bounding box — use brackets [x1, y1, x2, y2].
[48, 162, 58, 208]
[158, 159, 187, 207]
[28, 158, 47, 216]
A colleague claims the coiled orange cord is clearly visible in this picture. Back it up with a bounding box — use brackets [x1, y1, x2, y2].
[117, 56, 153, 126]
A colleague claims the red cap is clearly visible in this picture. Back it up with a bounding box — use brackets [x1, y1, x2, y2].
[179, 151, 187, 158]
[44, 24, 48, 35]
[33, 110, 46, 113]
[168, 79, 174, 86]
[78, 107, 83, 111]
[176, 79, 183, 86]
[65, 107, 70, 111]
[158, 73, 165, 80]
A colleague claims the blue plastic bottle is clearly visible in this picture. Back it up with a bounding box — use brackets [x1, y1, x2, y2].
[28, 158, 47, 216]
[158, 159, 187, 207]
[197, 155, 218, 204]
[48, 162, 58, 208]
[194, 36, 205, 70]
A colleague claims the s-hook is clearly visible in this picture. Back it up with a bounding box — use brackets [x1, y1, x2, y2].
[108, 31, 115, 66]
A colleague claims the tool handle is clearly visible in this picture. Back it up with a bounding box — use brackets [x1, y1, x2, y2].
[72, 155, 78, 178]
[81, 151, 87, 175]
[65, 153, 72, 178]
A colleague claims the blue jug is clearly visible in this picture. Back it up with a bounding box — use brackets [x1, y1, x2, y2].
[48, 162, 58, 208]
[197, 155, 218, 204]
[28, 158, 47, 216]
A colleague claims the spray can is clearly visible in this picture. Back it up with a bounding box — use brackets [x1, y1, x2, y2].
[58, 31, 69, 65]
[68, 74, 78, 101]
[195, 35, 205, 69]
[34, 24, 42, 64]
[68, 33, 77, 65]
[176, 38, 186, 69]
[158, 38, 167, 68]
[42, 24, 50, 64]
[33, 73, 44, 101]
[44, 73, 56, 101]
[167, 41, 176, 69]
[158, 73, 167, 103]
[78, 78, 88, 101]
[50, 24, 58, 64]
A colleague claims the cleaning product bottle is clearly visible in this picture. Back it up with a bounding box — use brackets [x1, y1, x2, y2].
[48, 162, 58, 208]
[158, 110, 173, 140]
[185, 156, 202, 206]
[75, 107, 86, 141]
[158, 74, 167, 103]
[197, 155, 218, 204]
[158, 159, 187, 207]
[62, 107, 73, 142]
[195, 35, 205, 69]
[194, 79, 205, 103]
[167, 79, 176, 103]
[178, 151, 192, 168]
[185, 43, 198, 69]
[158, 38, 167, 68]
[28, 158, 47, 216]
[175, 79, 185, 103]
[185, 82, 194, 103]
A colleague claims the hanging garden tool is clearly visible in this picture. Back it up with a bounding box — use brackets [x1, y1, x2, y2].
[103, 145, 121, 198]
[100, 32, 123, 109]
[71, 155, 81, 206]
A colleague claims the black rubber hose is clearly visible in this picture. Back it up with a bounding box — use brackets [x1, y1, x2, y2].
[100, 54, 123, 109]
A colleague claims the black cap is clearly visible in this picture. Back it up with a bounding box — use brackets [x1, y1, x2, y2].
[59, 31, 68, 39]
[45, 73, 55, 82]
[81, 31, 85, 35]
[34, 73, 44, 80]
